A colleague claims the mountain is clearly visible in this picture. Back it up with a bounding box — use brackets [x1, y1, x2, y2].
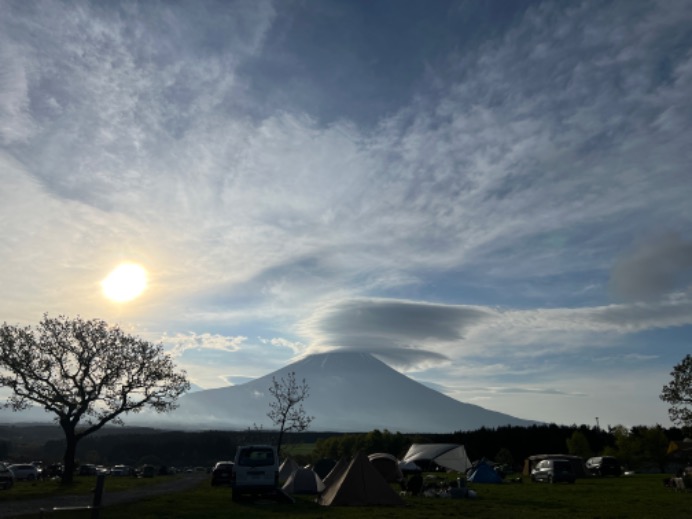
[132, 351, 538, 433]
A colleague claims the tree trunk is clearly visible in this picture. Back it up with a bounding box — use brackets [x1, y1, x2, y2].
[276, 417, 286, 459]
[61, 426, 78, 486]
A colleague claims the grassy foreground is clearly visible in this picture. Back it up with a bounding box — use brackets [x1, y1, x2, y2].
[4, 473, 691, 519]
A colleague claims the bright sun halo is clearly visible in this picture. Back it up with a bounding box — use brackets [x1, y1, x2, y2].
[101, 263, 148, 303]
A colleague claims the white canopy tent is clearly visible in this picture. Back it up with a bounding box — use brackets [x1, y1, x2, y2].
[402, 443, 472, 473]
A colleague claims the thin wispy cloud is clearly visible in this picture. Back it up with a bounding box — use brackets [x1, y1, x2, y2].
[1, 0, 690, 427]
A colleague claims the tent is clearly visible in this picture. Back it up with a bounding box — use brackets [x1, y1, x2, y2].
[402, 443, 472, 473]
[368, 453, 404, 483]
[313, 458, 337, 479]
[467, 460, 503, 483]
[279, 458, 301, 483]
[398, 460, 422, 474]
[318, 451, 405, 507]
[322, 456, 349, 489]
[282, 467, 325, 495]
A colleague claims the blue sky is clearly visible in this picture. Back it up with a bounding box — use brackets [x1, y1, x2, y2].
[1, 0, 691, 429]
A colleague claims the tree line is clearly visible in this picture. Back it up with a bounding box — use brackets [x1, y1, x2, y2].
[3, 423, 686, 473]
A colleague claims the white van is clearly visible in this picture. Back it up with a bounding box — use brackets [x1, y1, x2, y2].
[231, 445, 279, 501]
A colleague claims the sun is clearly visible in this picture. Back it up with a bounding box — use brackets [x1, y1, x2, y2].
[101, 263, 148, 303]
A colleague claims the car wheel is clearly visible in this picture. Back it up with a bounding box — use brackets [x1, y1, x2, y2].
[548, 475, 554, 484]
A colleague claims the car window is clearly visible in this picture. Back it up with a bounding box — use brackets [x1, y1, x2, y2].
[237, 447, 275, 467]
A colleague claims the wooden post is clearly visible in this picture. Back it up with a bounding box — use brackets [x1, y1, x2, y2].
[90, 474, 105, 519]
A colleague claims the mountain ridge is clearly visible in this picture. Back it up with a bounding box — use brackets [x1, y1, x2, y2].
[132, 351, 538, 433]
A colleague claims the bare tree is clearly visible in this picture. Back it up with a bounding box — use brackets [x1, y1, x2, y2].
[661, 354, 692, 429]
[0, 315, 190, 485]
[267, 371, 313, 457]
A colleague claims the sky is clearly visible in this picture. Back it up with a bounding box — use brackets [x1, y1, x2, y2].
[1, 0, 691, 430]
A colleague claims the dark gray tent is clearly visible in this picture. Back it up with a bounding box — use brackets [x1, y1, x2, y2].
[318, 451, 405, 507]
[368, 453, 404, 483]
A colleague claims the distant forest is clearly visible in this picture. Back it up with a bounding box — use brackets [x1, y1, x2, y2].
[1, 423, 688, 473]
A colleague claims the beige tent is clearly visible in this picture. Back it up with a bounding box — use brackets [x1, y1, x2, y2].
[322, 456, 349, 489]
[318, 451, 405, 507]
[279, 458, 301, 483]
[282, 467, 325, 495]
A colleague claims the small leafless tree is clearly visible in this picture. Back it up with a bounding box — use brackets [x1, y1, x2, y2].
[267, 371, 313, 457]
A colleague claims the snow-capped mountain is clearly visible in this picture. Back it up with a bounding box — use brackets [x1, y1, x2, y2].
[134, 351, 537, 433]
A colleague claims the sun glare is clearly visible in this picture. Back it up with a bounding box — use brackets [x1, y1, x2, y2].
[101, 263, 148, 303]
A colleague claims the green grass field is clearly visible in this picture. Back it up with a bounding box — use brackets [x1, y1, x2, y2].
[3, 473, 690, 519]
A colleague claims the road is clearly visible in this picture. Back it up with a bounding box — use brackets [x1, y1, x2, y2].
[0, 472, 208, 518]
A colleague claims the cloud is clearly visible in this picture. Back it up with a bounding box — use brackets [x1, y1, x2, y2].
[300, 296, 692, 368]
[1, 1, 691, 428]
[300, 298, 493, 367]
[164, 332, 247, 358]
[609, 233, 692, 301]
[470, 386, 587, 397]
[259, 337, 306, 355]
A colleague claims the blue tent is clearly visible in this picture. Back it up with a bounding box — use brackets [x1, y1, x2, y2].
[467, 460, 502, 484]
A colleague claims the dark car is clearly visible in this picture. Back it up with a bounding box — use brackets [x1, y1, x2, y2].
[78, 464, 97, 476]
[211, 461, 234, 486]
[585, 456, 622, 476]
[530, 459, 576, 484]
[139, 465, 156, 478]
[0, 462, 15, 490]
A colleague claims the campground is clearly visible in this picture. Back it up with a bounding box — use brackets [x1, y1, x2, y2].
[3, 472, 690, 518]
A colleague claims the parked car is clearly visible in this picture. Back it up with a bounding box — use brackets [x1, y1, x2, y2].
[78, 464, 97, 476]
[31, 461, 45, 479]
[0, 462, 15, 490]
[139, 464, 156, 478]
[9, 464, 40, 481]
[530, 459, 576, 484]
[110, 465, 134, 477]
[45, 463, 64, 478]
[585, 456, 622, 476]
[211, 461, 234, 486]
[231, 445, 279, 501]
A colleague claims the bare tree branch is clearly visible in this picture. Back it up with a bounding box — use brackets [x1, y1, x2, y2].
[266, 371, 313, 457]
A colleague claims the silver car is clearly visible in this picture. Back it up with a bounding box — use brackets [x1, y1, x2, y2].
[0, 462, 15, 489]
[530, 459, 576, 484]
[231, 445, 279, 501]
[9, 463, 39, 481]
